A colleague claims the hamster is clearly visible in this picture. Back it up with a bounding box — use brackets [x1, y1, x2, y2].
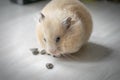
[36, 0, 93, 56]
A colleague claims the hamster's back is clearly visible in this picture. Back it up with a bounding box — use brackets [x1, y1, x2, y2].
[42, 0, 92, 42]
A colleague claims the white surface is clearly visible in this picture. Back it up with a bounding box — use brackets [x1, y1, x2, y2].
[0, 0, 120, 80]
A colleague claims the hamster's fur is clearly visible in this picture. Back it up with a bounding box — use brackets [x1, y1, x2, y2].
[36, 0, 93, 56]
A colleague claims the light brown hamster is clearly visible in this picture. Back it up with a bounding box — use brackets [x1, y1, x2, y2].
[36, 0, 93, 56]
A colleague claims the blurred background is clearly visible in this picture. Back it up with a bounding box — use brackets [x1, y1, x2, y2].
[0, 0, 120, 80]
[10, 0, 120, 5]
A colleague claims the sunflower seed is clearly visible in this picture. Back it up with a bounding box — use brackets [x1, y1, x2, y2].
[30, 48, 39, 55]
[53, 55, 56, 57]
[40, 49, 46, 55]
[30, 48, 38, 52]
[32, 51, 39, 55]
[47, 53, 51, 55]
[46, 63, 54, 69]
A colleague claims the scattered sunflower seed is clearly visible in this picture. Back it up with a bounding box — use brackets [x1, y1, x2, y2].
[53, 54, 62, 58]
[46, 63, 54, 69]
[53, 55, 56, 57]
[32, 51, 39, 55]
[30, 48, 39, 55]
[40, 49, 46, 55]
[30, 48, 38, 52]
[47, 54, 51, 55]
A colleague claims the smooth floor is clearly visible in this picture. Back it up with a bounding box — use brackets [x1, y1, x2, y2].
[0, 0, 120, 80]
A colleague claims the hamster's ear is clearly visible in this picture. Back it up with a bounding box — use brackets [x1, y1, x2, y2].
[62, 17, 72, 29]
[39, 13, 45, 22]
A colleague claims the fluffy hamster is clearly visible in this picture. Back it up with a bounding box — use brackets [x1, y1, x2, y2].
[36, 0, 93, 56]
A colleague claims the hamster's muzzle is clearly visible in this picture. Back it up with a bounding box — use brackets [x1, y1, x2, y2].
[47, 48, 61, 55]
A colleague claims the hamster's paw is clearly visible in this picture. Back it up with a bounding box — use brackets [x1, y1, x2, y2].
[53, 54, 62, 58]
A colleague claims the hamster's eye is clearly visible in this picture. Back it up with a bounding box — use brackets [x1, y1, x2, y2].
[56, 37, 60, 43]
[44, 38, 46, 42]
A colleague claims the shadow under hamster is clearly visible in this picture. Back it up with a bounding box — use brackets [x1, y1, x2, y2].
[56, 42, 112, 62]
